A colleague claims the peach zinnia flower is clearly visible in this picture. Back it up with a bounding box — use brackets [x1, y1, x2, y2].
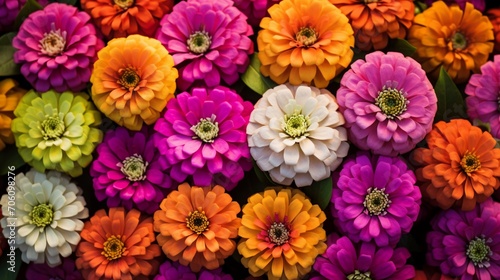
[153, 183, 241, 272]
[257, 0, 354, 88]
[90, 34, 178, 131]
[0, 78, 25, 151]
[411, 119, 500, 211]
[238, 188, 327, 280]
[81, 0, 174, 39]
[408, 1, 494, 83]
[329, 0, 415, 51]
[76, 207, 160, 280]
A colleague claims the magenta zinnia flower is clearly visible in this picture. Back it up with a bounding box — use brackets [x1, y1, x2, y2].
[466, 55, 500, 139]
[26, 257, 83, 280]
[153, 86, 253, 190]
[424, 0, 485, 12]
[154, 260, 232, 280]
[311, 236, 415, 280]
[90, 127, 173, 214]
[337, 51, 437, 156]
[427, 198, 500, 279]
[155, 0, 254, 91]
[13, 3, 104, 93]
[233, 0, 280, 26]
[331, 151, 421, 246]
[0, 0, 25, 32]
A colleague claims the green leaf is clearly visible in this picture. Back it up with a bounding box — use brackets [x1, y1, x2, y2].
[0, 33, 20, 77]
[241, 53, 278, 95]
[14, 0, 43, 30]
[0, 249, 22, 280]
[253, 163, 274, 186]
[0, 146, 26, 176]
[54, 0, 78, 5]
[386, 38, 417, 56]
[433, 67, 467, 122]
[300, 176, 333, 210]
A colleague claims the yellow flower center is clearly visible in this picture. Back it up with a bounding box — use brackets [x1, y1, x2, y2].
[363, 188, 391, 216]
[461, 152, 481, 174]
[29, 203, 53, 227]
[186, 210, 210, 234]
[191, 114, 219, 143]
[114, 0, 134, 9]
[39, 28, 66, 56]
[118, 68, 141, 90]
[375, 87, 408, 119]
[118, 154, 148, 181]
[187, 30, 212, 54]
[296, 27, 318, 47]
[347, 270, 372, 280]
[451, 31, 467, 51]
[283, 113, 310, 138]
[40, 115, 65, 140]
[102, 235, 126, 261]
[268, 222, 290, 246]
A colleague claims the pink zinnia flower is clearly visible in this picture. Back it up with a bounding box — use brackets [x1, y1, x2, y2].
[233, 0, 280, 26]
[155, 0, 254, 91]
[331, 151, 421, 247]
[90, 127, 173, 214]
[153, 86, 253, 190]
[465, 55, 500, 139]
[0, 0, 25, 32]
[13, 3, 104, 92]
[26, 257, 83, 280]
[154, 260, 232, 280]
[424, 0, 485, 12]
[337, 51, 437, 156]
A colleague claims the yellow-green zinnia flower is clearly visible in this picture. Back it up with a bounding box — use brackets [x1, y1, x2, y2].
[11, 90, 103, 177]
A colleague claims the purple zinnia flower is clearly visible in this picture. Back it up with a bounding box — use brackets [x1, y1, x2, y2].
[427, 198, 500, 280]
[154, 86, 253, 190]
[424, 0, 485, 12]
[233, 0, 280, 26]
[154, 261, 232, 280]
[311, 236, 415, 280]
[90, 127, 173, 214]
[0, 0, 25, 33]
[337, 51, 437, 156]
[13, 3, 104, 92]
[26, 257, 83, 280]
[155, 0, 254, 91]
[331, 151, 421, 246]
[465, 55, 500, 139]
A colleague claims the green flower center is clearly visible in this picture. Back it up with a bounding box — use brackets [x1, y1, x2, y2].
[29, 203, 54, 227]
[191, 115, 219, 143]
[268, 222, 290, 246]
[118, 154, 148, 181]
[363, 0, 379, 3]
[296, 27, 318, 47]
[114, 0, 134, 9]
[39, 28, 66, 56]
[102, 235, 126, 260]
[118, 68, 140, 90]
[187, 31, 212, 54]
[186, 210, 210, 234]
[461, 152, 481, 174]
[347, 270, 372, 280]
[283, 113, 310, 138]
[375, 87, 408, 119]
[451, 31, 467, 50]
[466, 237, 492, 267]
[364, 188, 391, 216]
[40, 115, 65, 140]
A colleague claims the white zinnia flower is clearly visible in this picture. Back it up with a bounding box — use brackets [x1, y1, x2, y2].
[247, 84, 349, 187]
[0, 169, 88, 266]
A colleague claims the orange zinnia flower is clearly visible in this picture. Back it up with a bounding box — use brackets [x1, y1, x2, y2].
[238, 188, 327, 280]
[0, 78, 25, 151]
[81, 0, 174, 39]
[408, 1, 494, 83]
[153, 183, 241, 272]
[257, 0, 354, 88]
[487, 8, 500, 53]
[329, 0, 415, 51]
[411, 119, 500, 211]
[76, 208, 161, 280]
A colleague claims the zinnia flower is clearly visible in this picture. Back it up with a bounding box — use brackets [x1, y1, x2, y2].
[487, 8, 500, 53]
[156, 0, 253, 91]
[411, 119, 500, 211]
[233, 0, 280, 26]
[90, 34, 178, 131]
[257, 0, 354, 88]
[425, 0, 485, 12]
[153, 86, 253, 190]
[80, 0, 174, 39]
[0, 169, 88, 266]
[0, 78, 26, 152]
[465, 55, 500, 139]
[426, 198, 500, 279]
[154, 183, 241, 272]
[76, 207, 161, 280]
[247, 84, 349, 187]
[90, 127, 173, 214]
[13, 3, 104, 92]
[11, 90, 103, 177]
[311, 236, 415, 280]
[26, 257, 83, 280]
[0, 0, 25, 32]
[154, 260, 232, 280]
[408, 1, 494, 83]
[337, 51, 437, 156]
[329, 0, 415, 51]
[237, 187, 327, 280]
[331, 151, 421, 246]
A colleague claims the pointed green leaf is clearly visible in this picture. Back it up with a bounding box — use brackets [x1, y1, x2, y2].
[433, 67, 467, 122]
[0, 146, 26, 176]
[300, 176, 333, 209]
[386, 38, 417, 56]
[14, 0, 43, 30]
[0, 249, 23, 280]
[54, 0, 77, 5]
[241, 53, 278, 95]
[0, 32, 20, 77]
[253, 163, 274, 186]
